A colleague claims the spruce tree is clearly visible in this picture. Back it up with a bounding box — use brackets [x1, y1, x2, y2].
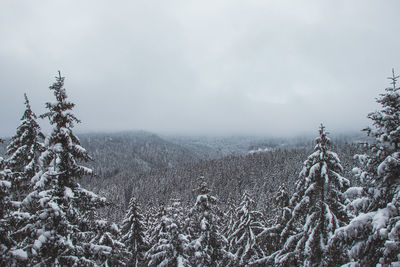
[250, 183, 292, 265]
[187, 177, 228, 266]
[16, 72, 112, 266]
[269, 183, 292, 253]
[121, 196, 147, 266]
[221, 196, 237, 242]
[330, 70, 400, 266]
[4, 94, 44, 265]
[0, 157, 16, 265]
[226, 191, 266, 265]
[146, 202, 167, 251]
[146, 199, 190, 266]
[275, 183, 290, 209]
[6, 93, 44, 199]
[90, 220, 130, 266]
[258, 125, 349, 266]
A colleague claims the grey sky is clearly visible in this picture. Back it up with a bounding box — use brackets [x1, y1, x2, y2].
[1, 0, 400, 137]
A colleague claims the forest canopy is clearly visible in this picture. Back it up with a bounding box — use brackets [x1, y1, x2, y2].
[0, 70, 400, 266]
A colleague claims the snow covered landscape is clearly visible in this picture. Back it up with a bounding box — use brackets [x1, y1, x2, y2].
[1, 1, 400, 266]
[0, 70, 399, 266]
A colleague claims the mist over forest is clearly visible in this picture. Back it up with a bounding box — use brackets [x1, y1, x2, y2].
[2, 1, 400, 266]
[1, 70, 398, 265]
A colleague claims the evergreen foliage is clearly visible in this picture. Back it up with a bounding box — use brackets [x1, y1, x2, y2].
[187, 177, 228, 266]
[146, 203, 167, 251]
[146, 199, 190, 266]
[89, 220, 130, 266]
[2, 70, 400, 266]
[249, 184, 291, 264]
[226, 191, 266, 265]
[0, 159, 14, 265]
[330, 70, 400, 266]
[6, 94, 44, 199]
[12, 72, 113, 266]
[221, 197, 237, 242]
[256, 125, 349, 266]
[121, 196, 147, 266]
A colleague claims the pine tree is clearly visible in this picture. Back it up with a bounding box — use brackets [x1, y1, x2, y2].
[143, 202, 159, 235]
[90, 219, 131, 266]
[275, 183, 290, 209]
[4, 94, 45, 265]
[146, 199, 190, 266]
[146, 202, 168, 251]
[15, 72, 112, 266]
[221, 196, 237, 241]
[121, 196, 147, 266]
[0, 157, 16, 265]
[250, 183, 292, 265]
[330, 70, 400, 266]
[6, 93, 44, 199]
[226, 191, 266, 265]
[187, 177, 228, 266]
[166, 198, 187, 230]
[257, 125, 349, 266]
[269, 183, 292, 253]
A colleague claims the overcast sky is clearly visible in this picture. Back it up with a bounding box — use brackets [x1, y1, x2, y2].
[1, 0, 400, 137]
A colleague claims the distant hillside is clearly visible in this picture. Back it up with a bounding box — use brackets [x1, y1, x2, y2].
[79, 131, 203, 178]
[162, 135, 264, 157]
[84, 141, 360, 221]
[163, 133, 365, 157]
[0, 130, 207, 179]
[0, 130, 363, 222]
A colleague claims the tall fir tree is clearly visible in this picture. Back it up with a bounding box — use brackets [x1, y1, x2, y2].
[146, 202, 167, 251]
[187, 177, 228, 266]
[0, 156, 16, 265]
[275, 183, 290, 209]
[90, 219, 130, 266]
[120, 196, 148, 266]
[226, 191, 266, 266]
[6, 93, 44, 199]
[221, 196, 237, 242]
[146, 199, 190, 266]
[4, 94, 44, 265]
[255, 125, 349, 266]
[14, 72, 115, 266]
[250, 183, 292, 264]
[330, 70, 400, 266]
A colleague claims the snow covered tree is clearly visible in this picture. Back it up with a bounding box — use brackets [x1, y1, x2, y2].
[146, 202, 167, 250]
[3, 94, 44, 265]
[89, 219, 130, 266]
[275, 183, 290, 209]
[187, 177, 228, 266]
[269, 183, 292, 251]
[146, 199, 190, 266]
[0, 158, 16, 265]
[14, 72, 113, 266]
[121, 196, 147, 266]
[166, 198, 187, 227]
[221, 196, 237, 240]
[226, 191, 266, 265]
[6, 93, 44, 199]
[255, 125, 349, 266]
[143, 202, 159, 232]
[146, 216, 190, 267]
[330, 70, 400, 266]
[250, 183, 292, 263]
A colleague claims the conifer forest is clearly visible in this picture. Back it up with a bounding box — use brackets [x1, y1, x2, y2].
[1, 69, 400, 267]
